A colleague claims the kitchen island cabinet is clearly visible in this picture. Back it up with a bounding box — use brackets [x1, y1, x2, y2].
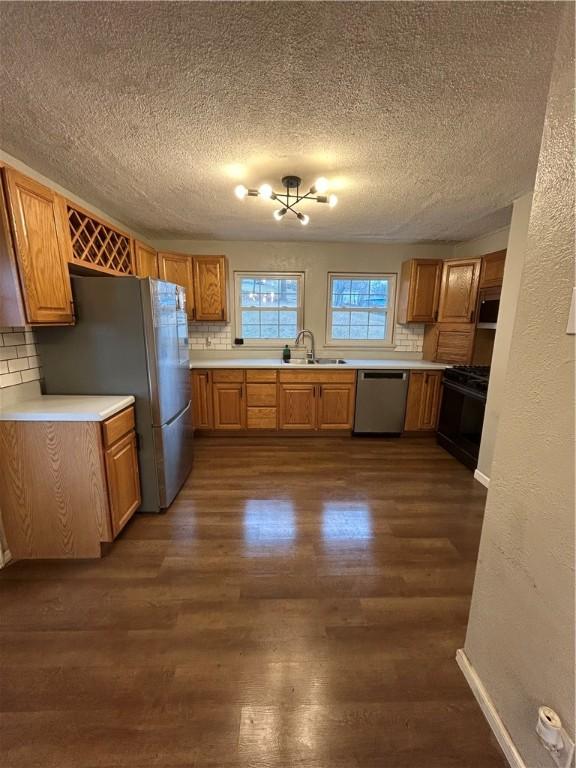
[0, 397, 139, 559]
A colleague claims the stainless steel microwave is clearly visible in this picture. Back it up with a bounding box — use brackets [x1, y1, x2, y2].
[477, 288, 501, 329]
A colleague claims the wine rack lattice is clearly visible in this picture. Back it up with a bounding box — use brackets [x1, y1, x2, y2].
[67, 206, 133, 274]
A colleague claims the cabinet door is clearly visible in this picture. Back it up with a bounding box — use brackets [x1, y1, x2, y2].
[213, 382, 245, 430]
[191, 370, 213, 429]
[437, 259, 481, 323]
[278, 383, 317, 430]
[105, 432, 141, 537]
[398, 259, 442, 323]
[193, 255, 227, 321]
[436, 324, 475, 364]
[404, 371, 443, 431]
[318, 383, 355, 430]
[158, 252, 194, 318]
[480, 250, 506, 288]
[3, 168, 74, 324]
[134, 241, 159, 279]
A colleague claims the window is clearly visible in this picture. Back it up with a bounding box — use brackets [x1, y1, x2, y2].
[234, 272, 304, 344]
[326, 273, 396, 345]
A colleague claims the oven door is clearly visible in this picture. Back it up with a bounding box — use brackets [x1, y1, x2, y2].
[437, 380, 486, 469]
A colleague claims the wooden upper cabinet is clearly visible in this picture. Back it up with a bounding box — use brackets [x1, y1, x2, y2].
[480, 250, 506, 288]
[404, 371, 443, 431]
[134, 241, 159, 279]
[397, 259, 442, 324]
[437, 259, 481, 324]
[2, 168, 74, 324]
[317, 383, 355, 430]
[158, 251, 195, 318]
[193, 255, 228, 321]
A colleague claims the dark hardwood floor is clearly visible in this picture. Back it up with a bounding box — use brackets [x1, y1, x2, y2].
[0, 436, 506, 768]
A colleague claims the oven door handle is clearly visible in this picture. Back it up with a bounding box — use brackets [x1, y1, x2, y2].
[442, 379, 487, 402]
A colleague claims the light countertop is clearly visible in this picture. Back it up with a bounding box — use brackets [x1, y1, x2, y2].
[189, 358, 448, 370]
[0, 395, 135, 422]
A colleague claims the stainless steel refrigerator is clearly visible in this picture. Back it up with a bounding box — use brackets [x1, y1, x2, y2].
[36, 276, 193, 512]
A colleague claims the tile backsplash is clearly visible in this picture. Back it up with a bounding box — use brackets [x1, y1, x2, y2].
[0, 327, 42, 388]
[187, 322, 424, 353]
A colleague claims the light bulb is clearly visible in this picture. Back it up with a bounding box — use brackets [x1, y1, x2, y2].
[297, 213, 310, 226]
[259, 183, 273, 199]
[273, 208, 287, 221]
[313, 177, 329, 194]
[234, 184, 248, 199]
[328, 194, 338, 208]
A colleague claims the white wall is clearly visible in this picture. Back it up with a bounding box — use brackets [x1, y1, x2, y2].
[463, 9, 575, 767]
[451, 226, 510, 260]
[152, 239, 453, 359]
[476, 193, 532, 481]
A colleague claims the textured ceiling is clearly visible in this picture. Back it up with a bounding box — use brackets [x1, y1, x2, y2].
[0, 1, 561, 242]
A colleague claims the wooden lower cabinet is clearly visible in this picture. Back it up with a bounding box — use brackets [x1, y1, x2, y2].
[213, 382, 245, 429]
[278, 383, 317, 430]
[404, 371, 443, 431]
[191, 370, 213, 429]
[317, 383, 356, 429]
[0, 406, 141, 559]
[193, 368, 357, 433]
[105, 431, 141, 537]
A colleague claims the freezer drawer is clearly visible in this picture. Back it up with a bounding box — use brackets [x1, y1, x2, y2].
[354, 370, 409, 434]
[153, 401, 194, 508]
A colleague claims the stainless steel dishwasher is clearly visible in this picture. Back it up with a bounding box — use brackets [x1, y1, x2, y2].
[354, 370, 409, 434]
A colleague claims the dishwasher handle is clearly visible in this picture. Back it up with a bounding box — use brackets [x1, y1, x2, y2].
[360, 371, 408, 380]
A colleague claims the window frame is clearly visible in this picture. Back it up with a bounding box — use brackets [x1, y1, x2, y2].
[325, 271, 397, 347]
[233, 270, 305, 347]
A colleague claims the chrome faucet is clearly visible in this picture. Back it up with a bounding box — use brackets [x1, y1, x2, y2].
[294, 329, 316, 361]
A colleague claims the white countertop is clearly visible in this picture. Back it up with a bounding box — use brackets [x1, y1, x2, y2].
[189, 358, 448, 370]
[0, 395, 135, 422]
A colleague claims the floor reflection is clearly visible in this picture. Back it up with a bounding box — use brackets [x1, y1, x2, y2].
[322, 501, 373, 542]
[243, 500, 296, 549]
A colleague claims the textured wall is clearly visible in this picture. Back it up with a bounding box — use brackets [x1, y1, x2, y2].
[153, 239, 451, 359]
[464, 9, 575, 767]
[477, 193, 532, 480]
[451, 227, 510, 260]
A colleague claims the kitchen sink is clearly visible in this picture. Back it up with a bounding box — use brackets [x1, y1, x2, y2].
[282, 358, 347, 365]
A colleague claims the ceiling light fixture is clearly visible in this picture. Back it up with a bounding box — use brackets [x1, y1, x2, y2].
[234, 175, 338, 225]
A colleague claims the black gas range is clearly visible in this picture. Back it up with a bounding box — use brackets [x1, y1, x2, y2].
[442, 365, 490, 397]
[437, 366, 490, 470]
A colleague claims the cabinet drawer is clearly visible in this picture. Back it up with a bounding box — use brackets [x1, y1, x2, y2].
[212, 369, 245, 383]
[246, 369, 278, 383]
[246, 383, 277, 407]
[247, 407, 277, 429]
[279, 370, 356, 384]
[102, 406, 135, 447]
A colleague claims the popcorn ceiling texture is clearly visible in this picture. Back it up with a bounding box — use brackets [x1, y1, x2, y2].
[0, 2, 561, 243]
[0, 328, 42, 389]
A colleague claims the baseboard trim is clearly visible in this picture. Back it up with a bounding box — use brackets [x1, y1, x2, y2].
[456, 649, 526, 768]
[474, 469, 490, 488]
